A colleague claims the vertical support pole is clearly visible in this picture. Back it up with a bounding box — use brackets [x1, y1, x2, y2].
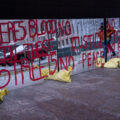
[56, 38, 59, 72]
[56, 20, 59, 72]
[104, 18, 107, 62]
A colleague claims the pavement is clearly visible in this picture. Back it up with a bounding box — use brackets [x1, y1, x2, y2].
[0, 68, 120, 120]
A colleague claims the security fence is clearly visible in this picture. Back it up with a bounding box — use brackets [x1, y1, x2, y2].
[0, 18, 120, 89]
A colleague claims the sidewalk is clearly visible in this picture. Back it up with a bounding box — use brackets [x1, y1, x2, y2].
[1, 68, 120, 120]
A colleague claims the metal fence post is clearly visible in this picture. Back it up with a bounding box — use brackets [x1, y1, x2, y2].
[104, 18, 107, 62]
[56, 20, 59, 72]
